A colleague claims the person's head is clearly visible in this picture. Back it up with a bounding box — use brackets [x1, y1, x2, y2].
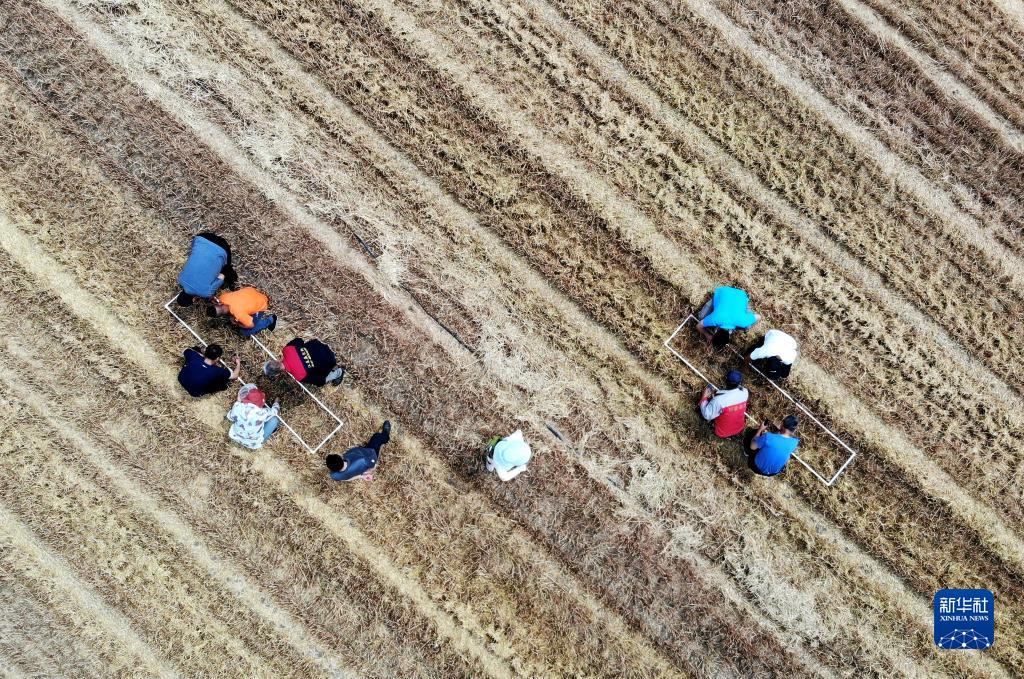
[725, 370, 743, 390]
[203, 344, 223, 361]
[325, 454, 345, 472]
[712, 328, 731, 350]
[176, 290, 196, 307]
[781, 415, 799, 434]
[207, 303, 228, 318]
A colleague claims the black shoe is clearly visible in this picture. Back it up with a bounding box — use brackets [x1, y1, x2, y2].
[328, 368, 346, 387]
[267, 315, 277, 332]
[381, 420, 391, 435]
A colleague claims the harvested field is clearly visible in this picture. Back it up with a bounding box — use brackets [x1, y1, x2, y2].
[0, 0, 1019, 676]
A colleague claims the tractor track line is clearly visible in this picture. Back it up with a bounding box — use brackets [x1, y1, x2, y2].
[0, 369, 358, 679]
[0, 505, 180, 679]
[666, 0, 1024, 296]
[0, 208, 517, 679]
[46, 0, 1024, 655]
[827, 0, 1024, 151]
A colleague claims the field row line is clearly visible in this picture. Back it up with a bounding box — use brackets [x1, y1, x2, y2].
[827, 0, 1024, 150]
[0, 366, 356, 679]
[294, 0, 1024, 574]
[0, 504, 180, 679]
[670, 0, 1024, 293]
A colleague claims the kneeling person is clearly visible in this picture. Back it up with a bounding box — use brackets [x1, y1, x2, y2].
[326, 421, 391, 482]
[698, 370, 748, 438]
[696, 286, 759, 348]
[178, 344, 239, 397]
[747, 329, 798, 380]
[209, 286, 276, 337]
[746, 415, 800, 476]
[263, 337, 344, 386]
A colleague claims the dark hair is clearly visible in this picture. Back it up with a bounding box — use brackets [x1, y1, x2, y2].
[203, 344, 223, 360]
[175, 290, 194, 307]
[325, 454, 344, 472]
[712, 328, 730, 349]
[206, 305, 219, 318]
[782, 415, 799, 432]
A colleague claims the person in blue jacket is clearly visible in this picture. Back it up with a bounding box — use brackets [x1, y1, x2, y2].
[326, 421, 391, 482]
[745, 415, 800, 477]
[695, 286, 759, 349]
[176, 232, 237, 306]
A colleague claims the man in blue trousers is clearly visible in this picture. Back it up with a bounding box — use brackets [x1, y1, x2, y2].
[326, 421, 391, 482]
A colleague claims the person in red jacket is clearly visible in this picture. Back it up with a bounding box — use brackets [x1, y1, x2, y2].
[698, 370, 748, 438]
[263, 337, 344, 387]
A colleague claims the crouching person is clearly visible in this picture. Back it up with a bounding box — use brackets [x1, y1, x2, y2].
[695, 286, 759, 349]
[486, 430, 532, 481]
[178, 343, 239, 397]
[176, 232, 236, 306]
[263, 337, 344, 387]
[698, 370, 748, 439]
[747, 329, 798, 381]
[745, 415, 800, 477]
[326, 421, 391, 482]
[226, 384, 280, 449]
[209, 286, 277, 337]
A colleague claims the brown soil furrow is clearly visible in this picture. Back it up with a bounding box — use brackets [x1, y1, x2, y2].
[0, 221, 510, 679]
[834, 0, 1024, 150]
[859, 0, 1024, 128]
[0, 505, 180, 679]
[400, 0, 1024, 487]
[201, 0, 1024, 532]
[0, 418, 289, 678]
[711, 0, 1024, 257]
[0, 54, 795, 679]
[0, 369, 357, 679]
[29, 0, 1024, 671]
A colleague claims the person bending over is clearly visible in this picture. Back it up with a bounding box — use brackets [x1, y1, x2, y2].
[209, 286, 277, 337]
[486, 430, 532, 481]
[745, 415, 800, 477]
[176, 232, 237, 306]
[178, 343, 239, 397]
[226, 384, 280, 449]
[747, 329, 798, 381]
[695, 286, 759, 349]
[263, 337, 344, 387]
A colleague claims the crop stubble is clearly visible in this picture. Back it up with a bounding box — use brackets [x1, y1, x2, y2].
[0, 0, 1019, 675]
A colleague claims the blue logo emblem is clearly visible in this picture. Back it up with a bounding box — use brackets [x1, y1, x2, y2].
[934, 589, 994, 649]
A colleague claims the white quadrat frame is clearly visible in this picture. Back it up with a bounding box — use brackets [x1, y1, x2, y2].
[164, 296, 344, 455]
[664, 315, 858, 486]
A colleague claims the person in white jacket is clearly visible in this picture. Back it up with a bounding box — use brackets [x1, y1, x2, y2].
[486, 430, 532, 481]
[747, 329, 798, 381]
[226, 384, 280, 449]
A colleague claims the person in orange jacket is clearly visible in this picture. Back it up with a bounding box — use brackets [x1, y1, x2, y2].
[208, 286, 277, 337]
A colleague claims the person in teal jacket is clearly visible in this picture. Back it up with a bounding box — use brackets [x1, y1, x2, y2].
[745, 415, 800, 476]
[695, 286, 759, 348]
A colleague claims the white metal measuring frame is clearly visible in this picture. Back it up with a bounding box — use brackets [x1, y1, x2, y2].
[664, 315, 858, 486]
[164, 296, 344, 455]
